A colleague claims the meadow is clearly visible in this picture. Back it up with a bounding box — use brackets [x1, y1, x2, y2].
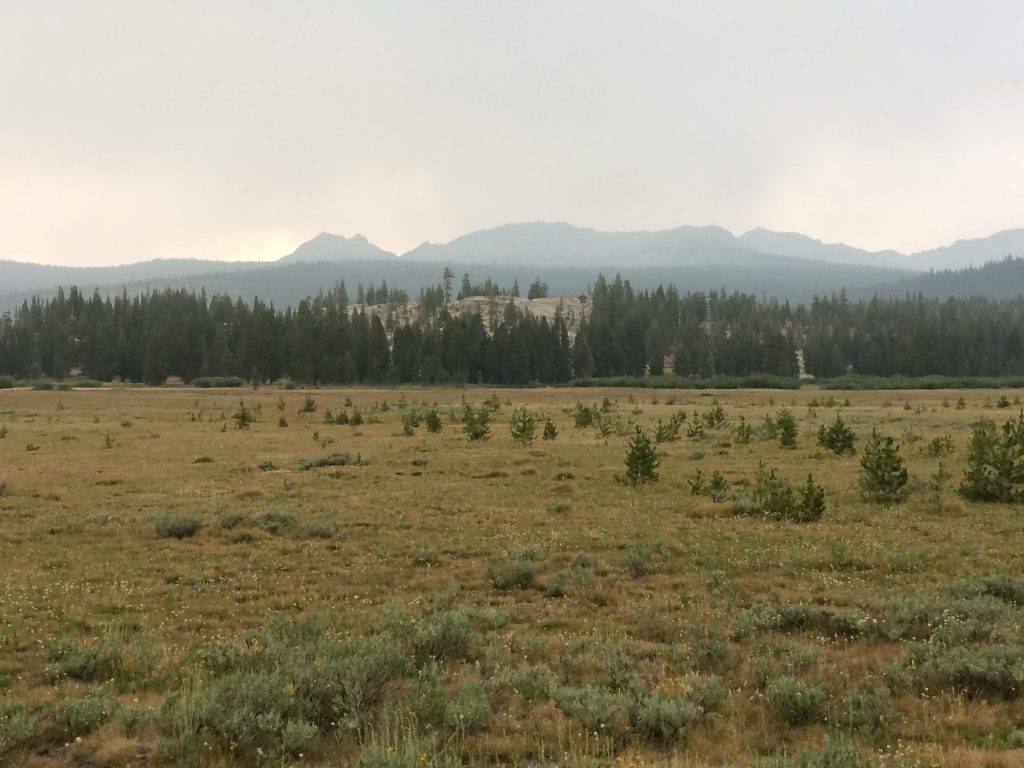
[0, 385, 1022, 768]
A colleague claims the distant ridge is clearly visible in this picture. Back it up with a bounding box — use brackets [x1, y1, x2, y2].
[3, 224, 1024, 312]
[279, 232, 396, 263]
[399, 222, 1024, 271]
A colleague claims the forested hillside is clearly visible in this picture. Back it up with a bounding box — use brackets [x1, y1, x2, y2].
[3, 273, 1024, 385]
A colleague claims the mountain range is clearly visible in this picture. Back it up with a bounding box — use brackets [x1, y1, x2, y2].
[3, 223, 1024, 311]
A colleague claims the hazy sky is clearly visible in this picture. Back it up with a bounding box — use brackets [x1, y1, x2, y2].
[2, 1, 1022, 266]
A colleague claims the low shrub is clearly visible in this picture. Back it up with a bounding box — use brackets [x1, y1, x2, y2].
[413, 610, 474, 663]
[254, 507, 299, 534]
[755, 736, 874, 768]
[296, 453, 352, 470]
[765, 676, 827, 726]
[910, 643, 1024, 699]
[486, 560, 537, 590]
[54, 693, 116, 737]
[0, 699, 36, 752]
[445, 680, 491, 734]
[155, 514, 202, 539]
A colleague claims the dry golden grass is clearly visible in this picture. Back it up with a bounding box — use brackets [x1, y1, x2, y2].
[0, 385, 1023, 767]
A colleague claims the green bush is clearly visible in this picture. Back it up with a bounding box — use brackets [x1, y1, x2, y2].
[254, 507, 299, 534]
[754, 736, 874, 768]
[553, 685, 628, 732]
[486, 560, 537, 590]
[445, 680, 491, 734]
[0, 699, 36, 753]
[47, 638, 123, 682]
[296, 452, 352, 470]
[55, 693, 116, 737]
[182, 669, 318, 759]
[765, 676, 827, 725]
[623, 539, 670, 577]
[631, 691, 701, 741]
[155, 514, 202, 539]
[0, 375, 14, 389]
[912, 644, 1024, 699]
[841, 679, 894, 732]
[954, 573, 1024, 605]
[507, 665, 553, 702]
[413, 610, 474, 663]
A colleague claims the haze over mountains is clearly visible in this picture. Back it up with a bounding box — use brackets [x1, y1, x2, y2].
[2, 223, 1024, 312]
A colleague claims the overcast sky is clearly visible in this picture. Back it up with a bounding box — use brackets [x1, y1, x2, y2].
[2, 1, 1022, 266]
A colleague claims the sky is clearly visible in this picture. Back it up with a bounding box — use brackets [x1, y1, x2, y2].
[1, 1, 1022, 267]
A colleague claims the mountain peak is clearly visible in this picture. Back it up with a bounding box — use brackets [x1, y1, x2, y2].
[278, 232, 395, 264]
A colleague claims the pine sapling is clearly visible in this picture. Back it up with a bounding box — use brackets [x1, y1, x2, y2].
[624, 428, 659, 485]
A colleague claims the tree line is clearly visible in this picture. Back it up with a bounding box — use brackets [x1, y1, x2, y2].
[2, 273, 1024, 385]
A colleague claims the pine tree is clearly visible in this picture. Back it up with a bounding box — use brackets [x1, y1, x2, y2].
[796, 474, 826, 522]
[959, 413, 1024, 502]
[624, 428, 659, 485]
[776, 409, 798, 448]
[462, 404, 491, 441]
[542, 418, 557, 441]
[442, 266, 455, 303]
[859, 430, 909, 503]
[509, 407, 536, 444]
[817, 415, 856, 455]
[424, 409, 443, 433]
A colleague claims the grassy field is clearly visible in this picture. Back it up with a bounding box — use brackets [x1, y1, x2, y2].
[1, 385, 1023, 767]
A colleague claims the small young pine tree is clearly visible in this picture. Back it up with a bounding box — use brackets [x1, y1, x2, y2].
[509, 407, 536, 444]
[424, 409, 444, 433]
[232, 400, 256, 430]
[776, 409, 798, 448]
[463, 404, 491, 441]
[542, 418, 557, 441]
[859, 430, 909, 503]
[959, 414, 1024, 502]
[734, 416, 753, 444]
[796, 474, 826, 522]
[624, 428, 659, 485]
[817, 415, 856, 455]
